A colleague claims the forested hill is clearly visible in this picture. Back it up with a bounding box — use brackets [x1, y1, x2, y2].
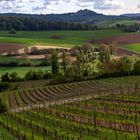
[0, 16, 97, 31]
[122, 13, 140, 19]
[0, 9, 136, 31]
[1, 9, 129, 24]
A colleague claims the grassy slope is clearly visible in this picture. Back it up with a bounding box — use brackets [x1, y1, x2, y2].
[122, 43, 140, 52]
[9, 75, 140, 90]
[0, 30, 128, 47]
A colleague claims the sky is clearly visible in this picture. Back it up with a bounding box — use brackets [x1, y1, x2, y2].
[0, 0, 139, 15]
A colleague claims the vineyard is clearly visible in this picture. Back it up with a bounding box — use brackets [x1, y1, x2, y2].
[0, 80, 140, 140]
[8, 80, 117, 110]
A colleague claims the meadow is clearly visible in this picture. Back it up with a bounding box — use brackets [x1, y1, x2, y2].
[123, 43, 140, 52]
[97, 19, 136, 28]
[0, 30, 128, 47]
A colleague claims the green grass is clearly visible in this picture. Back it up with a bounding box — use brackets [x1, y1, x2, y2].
[0, 30, 128, 47]
[0, 56, 43, 65]
[0, 66, 51, 77]
[122, 43, 140, 53]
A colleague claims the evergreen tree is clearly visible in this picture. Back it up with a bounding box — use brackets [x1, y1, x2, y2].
[51, 49, 59, 76]
[62, 50, 67, 75]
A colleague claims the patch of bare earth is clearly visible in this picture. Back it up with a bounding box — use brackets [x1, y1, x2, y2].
[16, 45, 70, 55]
[16, 55, 46, 59]
[0, 43, 25, 54]
[97, 34, 140, 56]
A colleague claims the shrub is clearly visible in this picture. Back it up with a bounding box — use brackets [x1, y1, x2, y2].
[0, 99, 8, 113]
[8, 28, 16, 34]
[25, 70, 45, 80]
[1, 73, 10, 82]
[134, 60, 140, 75]
[51, 35, 63, 39]
[0, 82, 10, 92]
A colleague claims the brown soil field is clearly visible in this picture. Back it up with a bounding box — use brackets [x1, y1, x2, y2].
[117, 47, 140, 56]
[136, 20, 140, 24]
[0, 43, 25, 54]
[97, 34, 140, 45]
[97, 34, 140, 56]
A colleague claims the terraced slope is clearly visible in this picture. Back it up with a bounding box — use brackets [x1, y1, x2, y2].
[1, 90, 140, 140]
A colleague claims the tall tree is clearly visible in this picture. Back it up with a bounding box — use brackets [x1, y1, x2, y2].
[51, 49, 59, 76]
[62, 50, 67, 75]
[99, 44, 111, 63]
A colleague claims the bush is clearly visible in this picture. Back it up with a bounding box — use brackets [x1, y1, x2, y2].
[0, 99, 8, 113]
[1, 73, 10, 82]
[44, 71, 53, 79]
[51, 35, 63, 39]
[25, 70, 45, 80]
[0, 82, 10, 92]
[1, 72, 20, 82]
[134, 60, 140, 75]
[9, 28, 16, 34]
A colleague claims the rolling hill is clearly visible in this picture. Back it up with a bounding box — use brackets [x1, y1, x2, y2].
[0, 9, 135, 27]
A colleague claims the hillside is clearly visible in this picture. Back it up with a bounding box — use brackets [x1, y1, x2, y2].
[122, 13, 140, 19]
[0, 9, 133, 27]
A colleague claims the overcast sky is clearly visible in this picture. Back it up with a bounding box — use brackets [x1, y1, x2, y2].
[0, 0, 139, 15]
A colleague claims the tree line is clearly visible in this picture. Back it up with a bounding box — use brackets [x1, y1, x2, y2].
[115, 23, 140, 32]
[0, 16, 98, 31]
[1, 45, 140, 84]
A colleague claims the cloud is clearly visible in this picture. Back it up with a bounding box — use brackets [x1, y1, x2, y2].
[77, 0, 122, 10]
[137, 5, 140, 8]
[0, 0, 139, 15]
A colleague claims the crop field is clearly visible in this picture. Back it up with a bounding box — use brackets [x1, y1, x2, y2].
[0, 77, 140, 140]
[0, 30, 128, 47]
[0, 87, 140, 139]
[5, 76, 140, 109]
[0, 127, 17, 140]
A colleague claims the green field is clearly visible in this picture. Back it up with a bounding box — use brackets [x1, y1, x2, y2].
[123, 43, 140, 52]
[97, 20, 135, 28]
[0, 30, 128, 47]
[0, 66, 51, 77]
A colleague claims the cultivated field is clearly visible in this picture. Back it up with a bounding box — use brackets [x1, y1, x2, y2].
[0, 30, 139, 58]
[0, 77, 140, 140]
[0, 76, 140, 140]
[0, 30, 128, 47]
